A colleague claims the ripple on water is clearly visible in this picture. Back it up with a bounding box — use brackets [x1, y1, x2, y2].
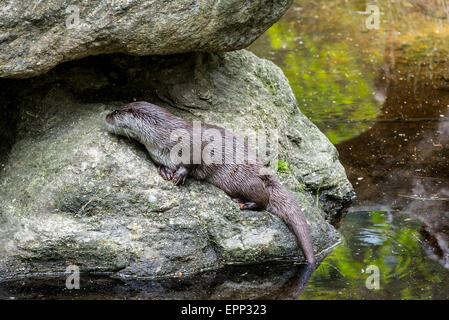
[300, 211, 449, 299]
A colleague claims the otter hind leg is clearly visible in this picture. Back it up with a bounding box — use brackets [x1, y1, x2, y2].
[158, 166, 174, 181]
[232, 198, 243, 204]
[239, 202, 260, 210]
[172, 166, 189, 185]
[231, 189, 268, 211]
[233, 200, 264, 211]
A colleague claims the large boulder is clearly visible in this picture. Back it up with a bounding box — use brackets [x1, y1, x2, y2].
[0, 0, 293, 78]
[0, 50, 352, 280]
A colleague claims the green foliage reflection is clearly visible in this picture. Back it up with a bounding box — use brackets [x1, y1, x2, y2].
[262, 19, 381, 144]
[299, 211, 449, 299]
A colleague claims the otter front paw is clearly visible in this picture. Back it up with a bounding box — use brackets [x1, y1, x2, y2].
[172, 166, 189, 186]
[157, 166, 174, 181]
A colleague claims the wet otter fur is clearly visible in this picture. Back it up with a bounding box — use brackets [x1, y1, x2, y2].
[105, 101, 316, 264]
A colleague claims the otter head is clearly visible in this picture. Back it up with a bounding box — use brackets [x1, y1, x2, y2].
[105, 101, 177, 145]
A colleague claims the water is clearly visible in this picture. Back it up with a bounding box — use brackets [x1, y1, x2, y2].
[2, 211, 447, 299]
[249, 0, 449, 299]
[2, 0, 449, 299]
[300, 211, 449, 299]
[0, 263, 314, 300]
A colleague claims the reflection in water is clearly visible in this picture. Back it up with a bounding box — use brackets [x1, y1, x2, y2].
[301, 211, 449, 299]
[249, 0, 449, 299]
[249, 0, 384, 144]
[338, 48, 449, 214]
[418, 212, 449, 269]
[3, 212, 448, 300]
[0, 263, 315, 300]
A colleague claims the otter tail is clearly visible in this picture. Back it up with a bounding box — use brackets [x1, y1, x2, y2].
[266, 177, 316, 265]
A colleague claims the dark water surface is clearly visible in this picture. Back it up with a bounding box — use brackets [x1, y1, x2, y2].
[2, 0, 449, 299]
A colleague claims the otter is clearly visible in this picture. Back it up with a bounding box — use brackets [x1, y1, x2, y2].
[105, 101, 316, 264]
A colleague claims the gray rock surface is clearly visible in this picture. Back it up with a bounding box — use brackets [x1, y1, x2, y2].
[0, 50, 351, 280]
[0, 0, 292, 78]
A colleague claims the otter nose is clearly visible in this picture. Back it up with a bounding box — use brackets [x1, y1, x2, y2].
[105, 112, 115, 123]
[105, 114, 112, 123]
